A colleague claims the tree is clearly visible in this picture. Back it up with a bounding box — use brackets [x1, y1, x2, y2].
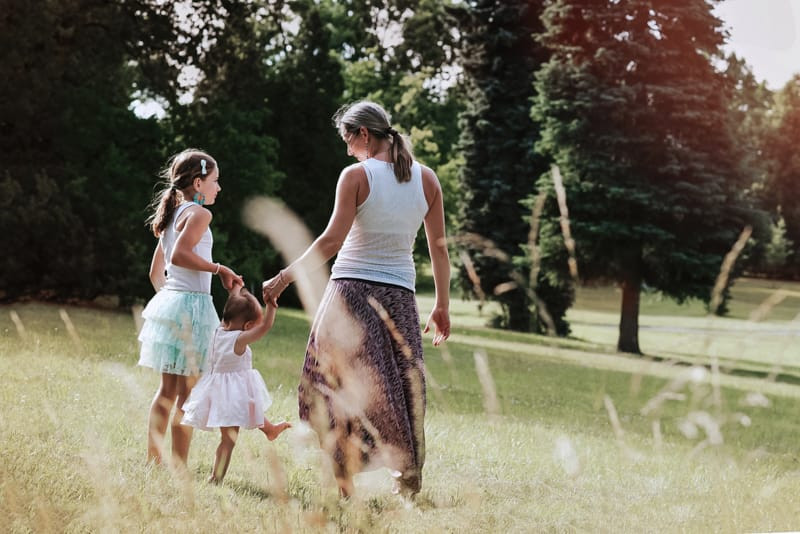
[724, 54, 773, 196]
[722, 53, 774, 276]
[762, 75, 800, 277]
[271, 0, 465, 263]
[762, 214, 794, 276]
[264, 0, 349, 236]
[534, 0, 761, 353]
[167, 0, 285, 303]
[0, 0, 175, 302]
[452, 0, 569, 333]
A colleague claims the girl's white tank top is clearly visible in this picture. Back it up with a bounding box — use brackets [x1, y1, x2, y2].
[331, 158, 429, 291]
[161, 202, 213, 293]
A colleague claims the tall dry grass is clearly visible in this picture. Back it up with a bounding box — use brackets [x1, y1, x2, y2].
[2, 189, 799, 532]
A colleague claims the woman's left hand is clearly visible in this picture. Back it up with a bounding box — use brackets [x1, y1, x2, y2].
[424, 307, 450, 346]
[262, 271, 290, 307]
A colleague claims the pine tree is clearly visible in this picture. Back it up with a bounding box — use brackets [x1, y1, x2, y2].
[454, 0, 571, 333]
[534, 0, 760, 353]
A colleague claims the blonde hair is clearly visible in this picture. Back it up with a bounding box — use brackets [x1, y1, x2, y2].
[146, 149, 217, 237]
[333, 101, 414, 183]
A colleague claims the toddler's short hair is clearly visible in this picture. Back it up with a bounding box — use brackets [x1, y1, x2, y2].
[222, 289, 261, 324]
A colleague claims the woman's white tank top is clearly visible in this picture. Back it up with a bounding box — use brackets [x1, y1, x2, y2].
[331, 158, 429, 291]
[162, 203, 213, 293]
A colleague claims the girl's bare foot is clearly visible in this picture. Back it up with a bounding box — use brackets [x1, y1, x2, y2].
[260, 420, 291, 441]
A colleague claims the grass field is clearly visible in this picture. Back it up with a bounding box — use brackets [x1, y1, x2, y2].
[1, 278, 799, 532]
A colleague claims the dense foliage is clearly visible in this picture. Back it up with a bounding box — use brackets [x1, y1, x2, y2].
[1, 0, 795, 349]
[0, 0, 176, 302]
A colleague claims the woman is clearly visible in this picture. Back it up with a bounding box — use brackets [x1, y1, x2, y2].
[262, 101, 450, 497]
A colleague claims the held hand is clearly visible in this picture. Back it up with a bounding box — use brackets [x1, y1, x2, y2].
[262, 271, 290, 307]
[226, 279, 244, 296]
[424, 306, 450, 346]
[218, 265, 244, 291]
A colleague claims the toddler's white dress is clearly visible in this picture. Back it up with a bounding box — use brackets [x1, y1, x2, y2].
[182, 326, 272, 430]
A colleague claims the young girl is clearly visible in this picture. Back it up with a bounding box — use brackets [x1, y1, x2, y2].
[138, 148, 243, 468]
[181, 286, 291, 484]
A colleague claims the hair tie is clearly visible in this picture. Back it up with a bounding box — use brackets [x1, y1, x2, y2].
[386, 127, 398, 136]
[200, 159, 207, 175]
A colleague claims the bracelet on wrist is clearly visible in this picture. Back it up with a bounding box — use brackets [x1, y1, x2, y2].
[213, 262, 221, 275]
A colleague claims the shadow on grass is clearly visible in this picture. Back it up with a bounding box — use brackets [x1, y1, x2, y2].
[223, 479, 273, 501]
[726, 368, 800, 386]
[637, 353, 800, 386]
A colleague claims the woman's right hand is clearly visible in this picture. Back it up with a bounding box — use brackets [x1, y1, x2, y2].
[262, 270, 290, 307]
[424, 306, 450, 346]
[218, 265, 244, 291]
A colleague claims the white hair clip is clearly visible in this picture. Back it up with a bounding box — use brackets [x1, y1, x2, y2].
[200, 159, 207, 175]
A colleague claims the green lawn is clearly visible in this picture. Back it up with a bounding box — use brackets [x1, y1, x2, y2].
[1, 279, 799, 532]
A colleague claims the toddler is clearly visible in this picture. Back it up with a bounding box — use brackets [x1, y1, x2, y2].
[182, 287, 290, 483]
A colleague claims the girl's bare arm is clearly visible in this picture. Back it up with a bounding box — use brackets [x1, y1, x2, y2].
[149, 241, 166, 291]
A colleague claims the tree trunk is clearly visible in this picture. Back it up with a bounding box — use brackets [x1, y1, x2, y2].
[506, 289, 533, 331]
[617, 274, 642, 354]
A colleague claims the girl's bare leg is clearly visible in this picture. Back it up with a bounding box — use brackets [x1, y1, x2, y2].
[171, 374, 198, 468]
[259, 418, 291, 441]
[147, 373, 178, 464]
[209, 426, 239, 484]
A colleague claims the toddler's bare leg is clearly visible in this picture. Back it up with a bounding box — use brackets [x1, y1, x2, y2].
[209, 426, 239, 483]
[259, 417, 291, 441]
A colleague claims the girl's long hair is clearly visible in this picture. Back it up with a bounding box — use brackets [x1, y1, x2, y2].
[146, 149, 216, 237]
[333, 101, 414, 183]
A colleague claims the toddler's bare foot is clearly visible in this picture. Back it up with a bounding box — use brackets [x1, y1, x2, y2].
[261, 421, 291, 441]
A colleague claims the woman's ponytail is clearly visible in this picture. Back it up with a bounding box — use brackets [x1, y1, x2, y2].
[334, 101, 414, 183]
[389, 130, 413, 183]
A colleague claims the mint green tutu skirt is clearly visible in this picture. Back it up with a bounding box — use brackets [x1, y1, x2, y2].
[137, 289, 219, 376]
